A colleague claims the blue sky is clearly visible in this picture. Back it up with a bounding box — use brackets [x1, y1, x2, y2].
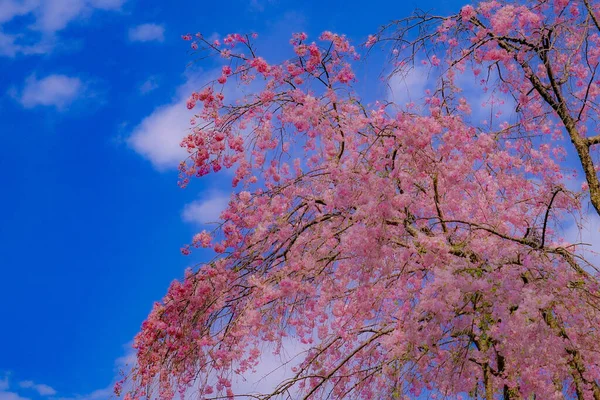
[0, 0, 510, 399]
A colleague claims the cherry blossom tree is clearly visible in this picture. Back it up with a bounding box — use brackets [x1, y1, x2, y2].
[376, 0, 600, 217]
[120, 2, 600, 399]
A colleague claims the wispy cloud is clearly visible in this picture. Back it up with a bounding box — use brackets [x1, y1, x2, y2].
[139, 76, 159, 94]
[0, 30, 19, 57]
[32, 0, 126, 33]
[0, 392, 29, 400]
[128, 23, 165, 43]
[57, 387, 114, 400]
[0, 29, 53, 57]
[249, 0, 277, 12]
[63, 339, 306, 399]
[0, 377, 7, 392]
[453, 69, 516, 125]
[88, 0, 125, 9]
[386, 64, 432, 106]
[563, 211, 600, 274]
[0, 0, 38, 24]
[386, 63, 516, 130]
[17, 74, 84, 110]
[0, 0, 126, 56]
[0, 376, 30, 400]
[18, 381, 56, 396]
[32, 0, 88, 33]
[49, 344, 136, 400]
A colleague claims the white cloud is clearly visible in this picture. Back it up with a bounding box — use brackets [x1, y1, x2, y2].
[128, 70, 260, 170]
[249, 0, 276, 11]
[66, 387, 113, 400]
[226, 339, 307, 397]
[0, 29, 54, 57]
[0, 376, 29, 400]
[127, 15, 294, 171]
[0, 33, 53, 57]
[387, 65, 432, 106]
[18, 381, 56, 396]
[106, 340, 304, 399]
[0, 393, 29, 400]
[17, 74, 83, 110]
[127, 94, 191, 170]
[453, 69, 516, 125]
[33, 0, 86, 33]
[50, 345, 135, 400]
[0, 0, 37, 24]
[128, 23, 164, 43]
[31, 0, 125, 33]
[182, 190, 230, 225]
[0, 0, 126, 56]
[139, 76, 159, 94]
[387, 65, 515, 127]
[128, 73, 220, 170]
[0, 31, 18, 57]
[563, 211, 600, 274]
[88, 0, 124, 9]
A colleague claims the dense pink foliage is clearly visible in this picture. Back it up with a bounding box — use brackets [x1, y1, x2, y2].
[121, 1, 600, 399]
